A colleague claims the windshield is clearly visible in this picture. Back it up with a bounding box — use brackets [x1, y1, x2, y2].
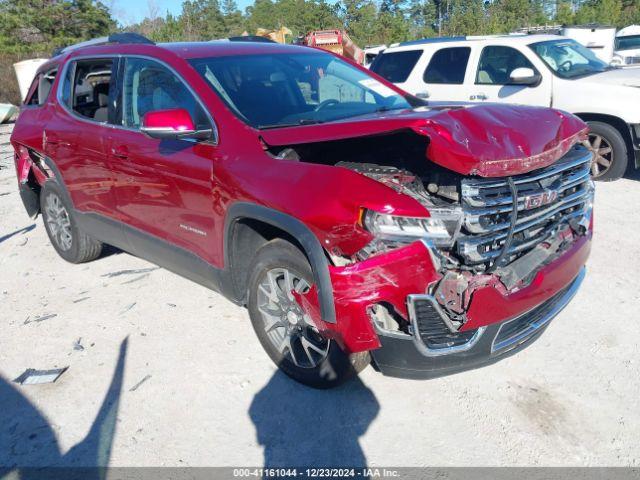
[189, 52, 412, 129]
[616, 35, 640, 51]
[530, 39, 610, 79]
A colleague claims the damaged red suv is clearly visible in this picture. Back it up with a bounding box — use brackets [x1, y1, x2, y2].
[12, 34, 593, 388]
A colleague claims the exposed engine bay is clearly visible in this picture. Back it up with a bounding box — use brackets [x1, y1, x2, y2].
[268, 130, 594, 331]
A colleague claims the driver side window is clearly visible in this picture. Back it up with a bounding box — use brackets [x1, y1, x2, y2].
[476, 46, 537, 85]
[122, 57, 210, 130]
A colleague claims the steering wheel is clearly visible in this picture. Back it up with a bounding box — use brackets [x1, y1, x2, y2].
[559, 60, 573, 72]
[315, 99, 340, 112]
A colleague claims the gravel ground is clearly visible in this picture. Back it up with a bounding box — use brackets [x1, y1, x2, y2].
[1, 122, 639, 469]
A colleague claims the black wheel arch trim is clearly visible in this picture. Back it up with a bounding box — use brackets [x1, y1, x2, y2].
[224, 202, 337, 324]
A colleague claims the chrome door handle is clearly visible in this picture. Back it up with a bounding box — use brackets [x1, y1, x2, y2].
[416, 91, 430, 99]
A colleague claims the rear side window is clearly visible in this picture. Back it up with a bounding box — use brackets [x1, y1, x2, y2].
[423, 47, 471, 84]
[69, 59, 114, 122]
[370, 50, 422, 83]
[476, 46, 537, 85]
[25, 68, 58, 106]
[121, 57, 210, 130]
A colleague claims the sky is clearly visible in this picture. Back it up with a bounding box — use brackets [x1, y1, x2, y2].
[112, 0, 255, 25]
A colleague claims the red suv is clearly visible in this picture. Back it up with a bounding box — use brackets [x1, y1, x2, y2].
[11, 34, 594, 388]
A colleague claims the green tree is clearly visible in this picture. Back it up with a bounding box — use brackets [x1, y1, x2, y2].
[0, 0, 115, 53]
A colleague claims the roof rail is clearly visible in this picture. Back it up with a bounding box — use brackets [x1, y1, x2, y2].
[397, 36, 466, 47]
[52, 33, 154, 57]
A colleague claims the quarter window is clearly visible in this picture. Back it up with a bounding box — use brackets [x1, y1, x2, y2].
[476, 46, 537, 85]
[25, 68, 58, 106]
[122, 57, 209, 130]
[423, 47, 471, 84]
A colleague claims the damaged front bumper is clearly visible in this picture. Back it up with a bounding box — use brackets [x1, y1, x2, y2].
[303, 224, 591, 378]
[371, 267, 585, 379]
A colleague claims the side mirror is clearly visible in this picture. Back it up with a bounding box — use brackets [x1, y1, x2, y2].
[140, 108, 212, 141]
[509, 67, 541, 87]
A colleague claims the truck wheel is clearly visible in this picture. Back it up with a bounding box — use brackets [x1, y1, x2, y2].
[247, 239, 369, 389]
[585, 121, 628, 181]
[40, 182, 103, 263]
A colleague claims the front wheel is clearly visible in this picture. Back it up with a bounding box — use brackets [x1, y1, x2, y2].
[247, 239, 369, 389]
[584, 121, 628, 181]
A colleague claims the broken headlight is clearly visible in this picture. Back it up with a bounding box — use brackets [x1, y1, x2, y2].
[361, 208, 462, 248]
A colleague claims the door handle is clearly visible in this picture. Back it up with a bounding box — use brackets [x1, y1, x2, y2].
[111, 146, 128, 159]
[416, 91, 430, 99]
[470, 93, 488, 101]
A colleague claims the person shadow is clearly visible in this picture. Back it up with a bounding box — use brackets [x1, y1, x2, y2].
[249, 370, 380, 470]
[0, 338, 128, 480]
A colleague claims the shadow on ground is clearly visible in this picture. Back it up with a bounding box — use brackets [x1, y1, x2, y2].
[0, 224, 35, 245]
[0, 338, 128, 479]
[249, 371, 380, 468]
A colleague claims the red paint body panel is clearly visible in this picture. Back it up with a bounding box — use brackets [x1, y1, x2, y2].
[9, 41, 593, 365]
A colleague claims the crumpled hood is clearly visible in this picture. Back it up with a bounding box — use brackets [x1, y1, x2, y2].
[260, 103, 588, 177]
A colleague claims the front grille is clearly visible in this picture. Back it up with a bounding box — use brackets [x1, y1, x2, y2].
[626, 56, 640, 65]
[411, 297, 477, 350]
[492, 271, 582, 353]
[457, 146, 593, 265]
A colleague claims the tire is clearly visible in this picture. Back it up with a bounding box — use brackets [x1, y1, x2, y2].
[40, 182, 103, 263]
[585, 121, 628, 181]
[247, 239, 369, 389]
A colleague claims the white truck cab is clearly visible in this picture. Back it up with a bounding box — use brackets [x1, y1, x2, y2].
[613, 25, 640, 67]
[371, 34, 640, 180]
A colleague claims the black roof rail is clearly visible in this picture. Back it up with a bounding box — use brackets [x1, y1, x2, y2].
[52, 33, 154, 57]
[228, 36, 275, 43]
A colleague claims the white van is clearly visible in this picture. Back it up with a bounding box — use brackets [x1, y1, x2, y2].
[371, 34, 640, 180]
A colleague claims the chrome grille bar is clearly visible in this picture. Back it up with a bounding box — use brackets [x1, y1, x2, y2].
[457, 145, 594, 265]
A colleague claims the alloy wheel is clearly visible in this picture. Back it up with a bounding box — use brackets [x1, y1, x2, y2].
[583, 134, 614, 178]
[256, 267, 330, 368]
[45, 193, 73, 251]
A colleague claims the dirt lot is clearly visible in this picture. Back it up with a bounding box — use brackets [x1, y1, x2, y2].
[1, 121, 639, 469]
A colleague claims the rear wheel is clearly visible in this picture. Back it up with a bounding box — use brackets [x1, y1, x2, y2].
[584, 121, 628, 181]
[247, 239, 369, 389]
[40, 182, 103, 263]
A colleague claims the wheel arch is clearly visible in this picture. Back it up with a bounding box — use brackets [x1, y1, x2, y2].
[574, 113, 634, 160]
[224, 202, 336, 324]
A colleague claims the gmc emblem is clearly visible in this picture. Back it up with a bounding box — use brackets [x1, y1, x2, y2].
[523, 190, 558, 210]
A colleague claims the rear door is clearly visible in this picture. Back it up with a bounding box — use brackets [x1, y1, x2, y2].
[467, 45, 552, 107]
[108, 56, 218, 262]
[418, 46, 474, 102]
[47, 57, 119, 217]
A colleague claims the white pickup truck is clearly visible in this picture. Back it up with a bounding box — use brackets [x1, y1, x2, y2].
[371, 34, 640, 181]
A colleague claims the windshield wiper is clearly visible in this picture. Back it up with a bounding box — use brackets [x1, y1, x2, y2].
[258, 119, 323, 130]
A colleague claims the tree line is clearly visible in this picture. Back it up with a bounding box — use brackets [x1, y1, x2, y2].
[1, 0, 639, 56]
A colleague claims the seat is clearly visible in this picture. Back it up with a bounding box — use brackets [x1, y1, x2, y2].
[93, 83, 109, 122]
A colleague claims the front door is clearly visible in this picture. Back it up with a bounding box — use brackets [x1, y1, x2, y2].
[108, 56, 218, 263]
[468, 45, 552, 107]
